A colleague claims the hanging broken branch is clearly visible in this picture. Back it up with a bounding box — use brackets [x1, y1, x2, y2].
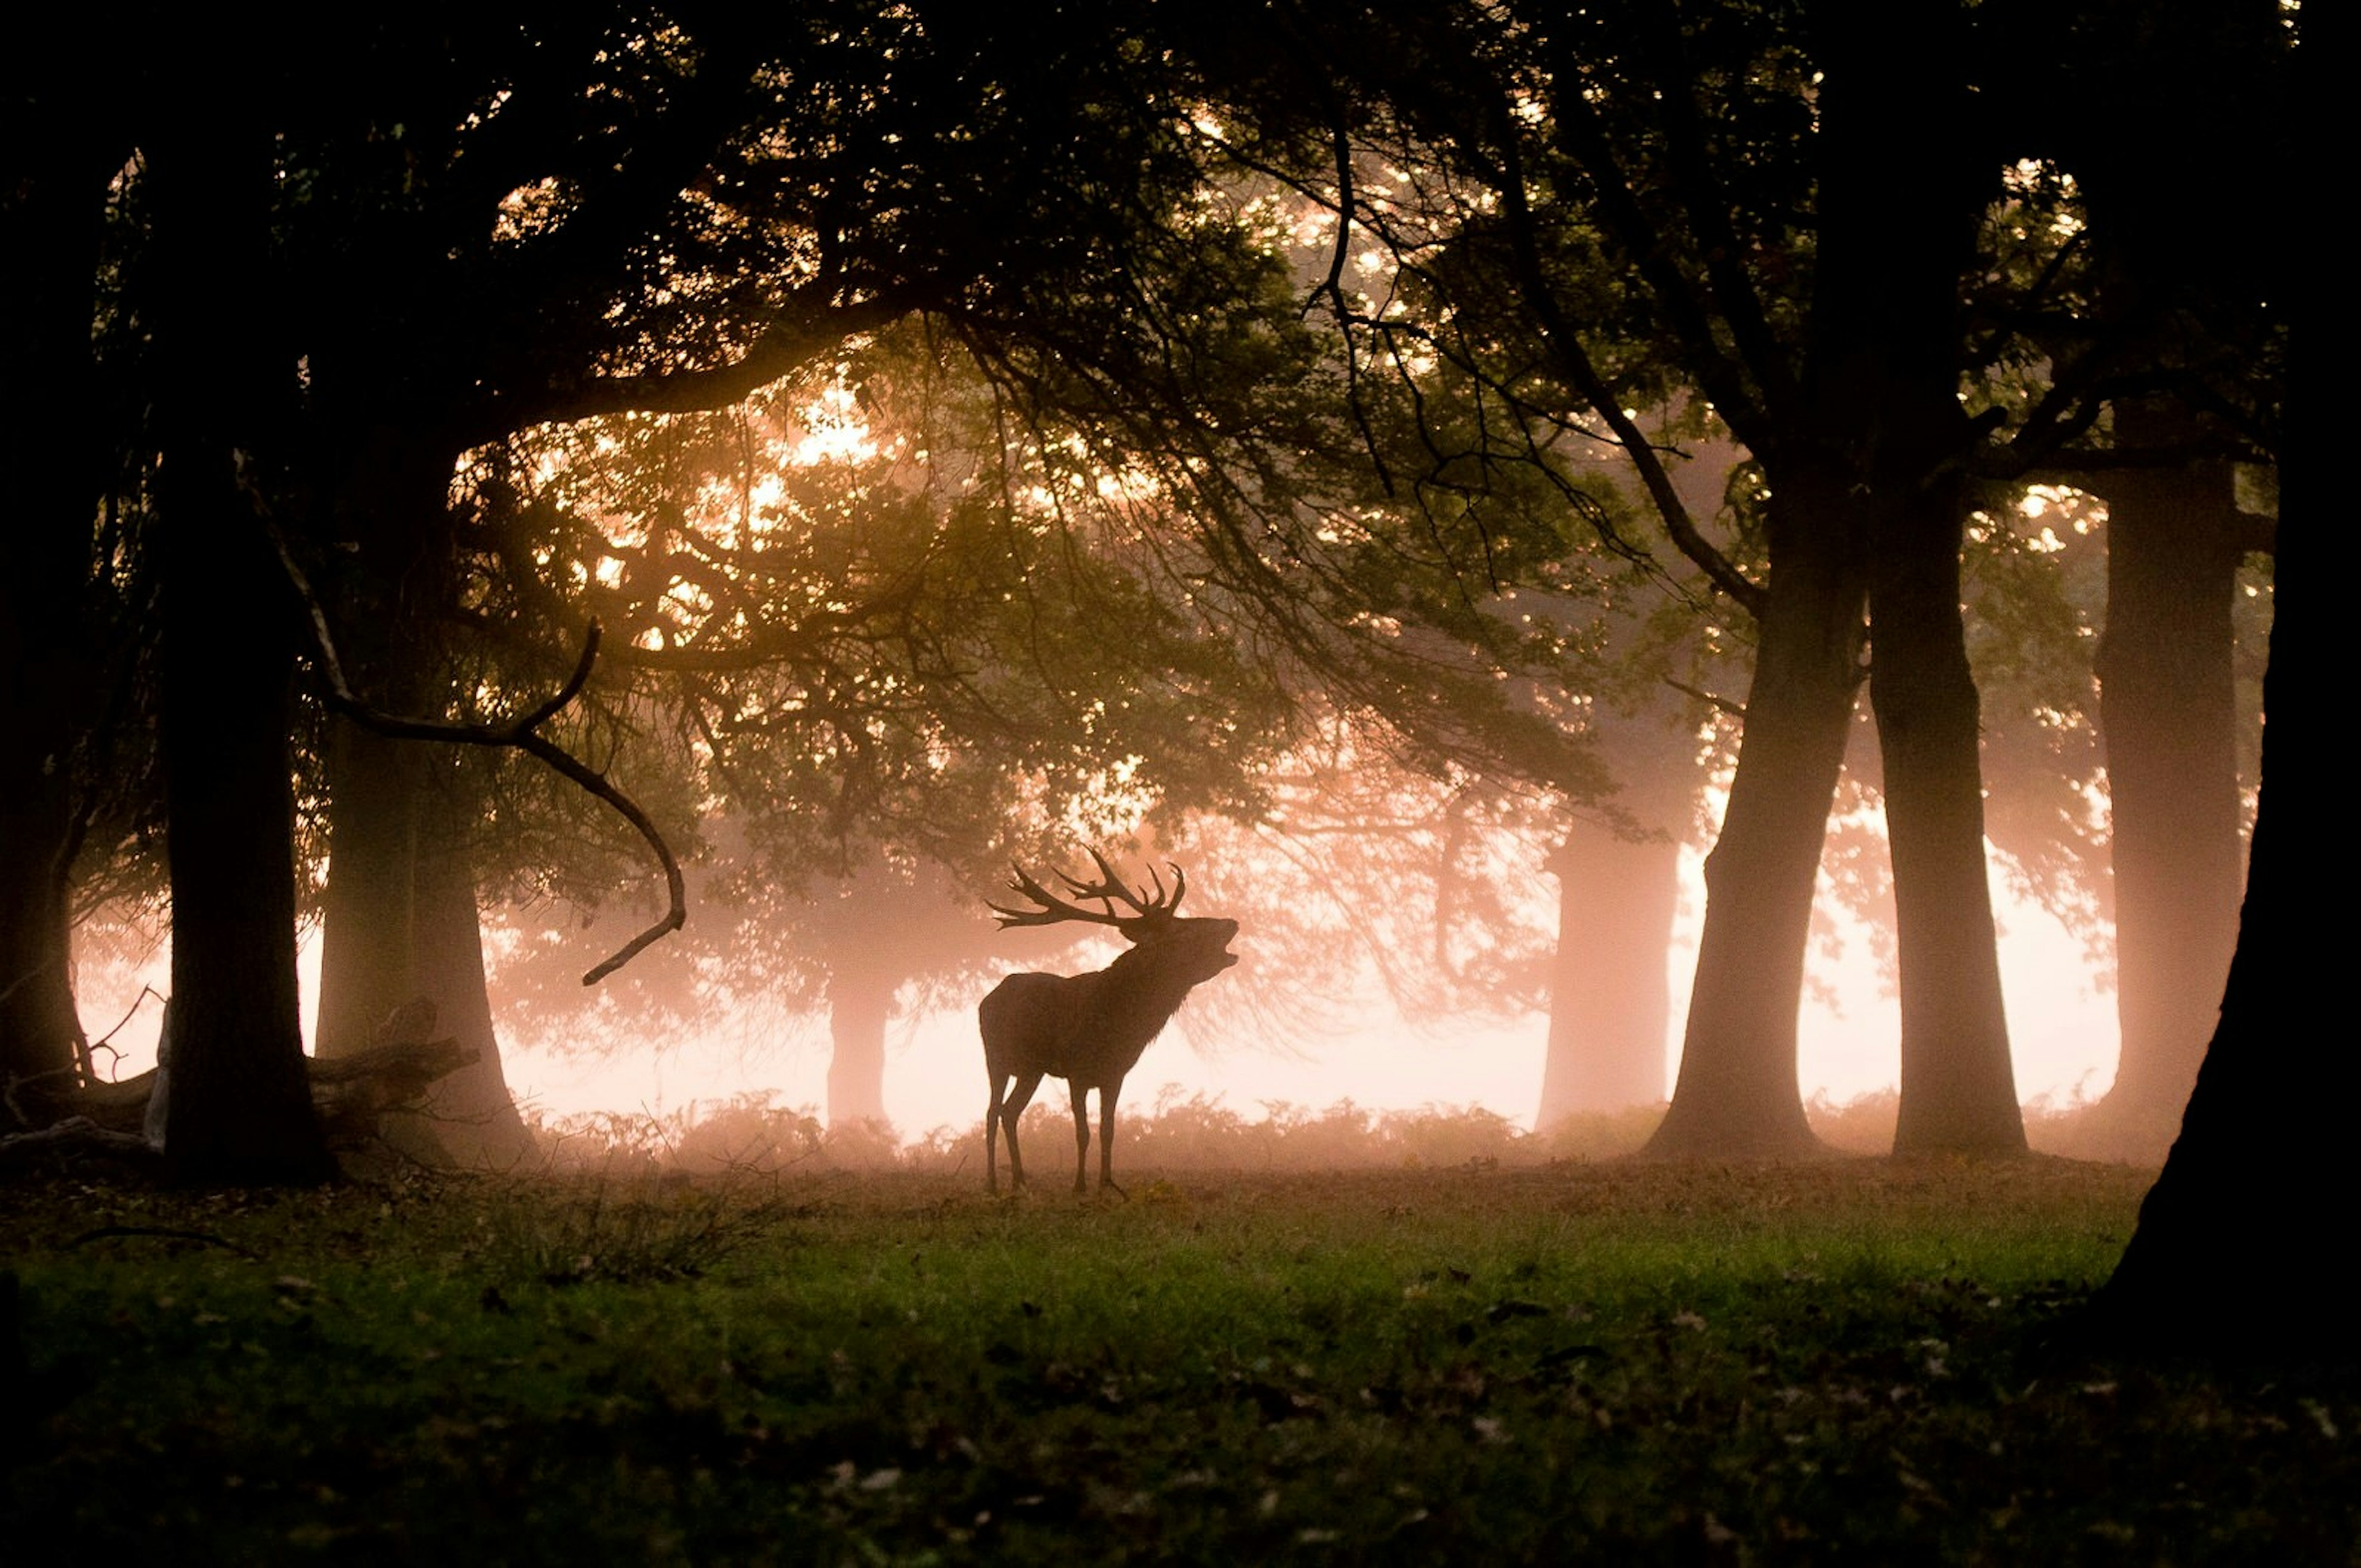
[269, 521, 686, 983]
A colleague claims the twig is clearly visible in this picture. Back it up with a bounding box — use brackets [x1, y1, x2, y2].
[91, 985, 166, 1054]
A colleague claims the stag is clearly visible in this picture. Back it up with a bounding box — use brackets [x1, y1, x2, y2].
[980, 852, 1238, 1196]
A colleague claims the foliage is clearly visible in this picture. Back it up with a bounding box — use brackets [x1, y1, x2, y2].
[9, 1161, 2350, 1562]
[467, 1178, 798, 1288]
[515, 1089, 2130, 1183]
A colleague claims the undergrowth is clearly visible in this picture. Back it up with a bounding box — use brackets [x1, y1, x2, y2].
[520, 1087, 2120, 1182]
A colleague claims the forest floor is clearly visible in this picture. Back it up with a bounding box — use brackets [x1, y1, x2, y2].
[4, 1156, 2352, 1564]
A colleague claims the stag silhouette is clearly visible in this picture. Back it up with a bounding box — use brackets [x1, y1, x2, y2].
[980, 853, 1238, 1195]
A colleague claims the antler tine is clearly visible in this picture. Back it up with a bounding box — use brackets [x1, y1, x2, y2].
[986, 864, 1128, 929]
[1055, 846, 1152, 915]
[992, 851, 1192, 929]
[1126, 859, 1187, 915]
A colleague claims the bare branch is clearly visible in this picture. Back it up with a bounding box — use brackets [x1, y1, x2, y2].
[270, 525, 686, 985]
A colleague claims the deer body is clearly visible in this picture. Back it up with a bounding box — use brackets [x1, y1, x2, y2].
[980, 856, 1237, 1195]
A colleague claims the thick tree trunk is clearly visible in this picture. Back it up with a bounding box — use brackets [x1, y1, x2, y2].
[1818, 3, 2021, 1156]
[403, 829, 536, 1165]
[0, 117, 114, 1111]
[2081, 406, 2247, 1161]
[1873, 478, 2026, 1154]
[825, 967, 894, 1128]
[154, 521, 328, 1188]
[1536, 756, 1690, 1123]
[2092, 333, 2328, 1360]
[1645, 488, 1862, 1158]
[316, 724, 429, 1059]
[146, 79, 331, 1186]
[317, 723, 534, 1167]
[0, 682, 85, 1117]
[310, 419, 534, 1166]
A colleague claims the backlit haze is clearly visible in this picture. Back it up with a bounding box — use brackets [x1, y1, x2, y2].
[79, 847, 2116, 1143]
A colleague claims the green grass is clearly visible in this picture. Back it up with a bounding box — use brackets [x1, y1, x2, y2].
[5, 1159, 2352, 1564]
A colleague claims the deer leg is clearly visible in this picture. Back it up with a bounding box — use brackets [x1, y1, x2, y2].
[1070, 1079, 1092, 1195]
[1001, 1071, 1045, 1191]
[1098, 1078, 1126, 1199]
[985, 1073, 1008, 1194]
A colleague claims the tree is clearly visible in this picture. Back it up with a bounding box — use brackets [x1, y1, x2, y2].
[2018, 0, 2284, 1162]
[2080, 413, 2259, 1157]
[2076, 0, 2309, 1355]
[1538, 723, 1698, 1122]
[1199, 0, 2030, 1152]
[1204, 0, 2296, 1157]
[2092, 219, 2315, 1362]
[0, 18, 138, 1117]
[173, 2, 1373, 1163]
[140, 37, 333, 1183]
[2092, 444, 2320, 1352]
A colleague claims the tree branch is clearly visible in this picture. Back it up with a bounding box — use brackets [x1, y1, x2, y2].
[1490, 101, 1769, 620]
[459, 293, 917, 446]
[271, 526, 686, 985]
[1662, 676, 1746, 721]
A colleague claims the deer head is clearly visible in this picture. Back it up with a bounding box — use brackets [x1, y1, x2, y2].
[979, 851, 1238, 1196]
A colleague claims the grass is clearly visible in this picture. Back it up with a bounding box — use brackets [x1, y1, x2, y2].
[4, 1157, 2353, 1564]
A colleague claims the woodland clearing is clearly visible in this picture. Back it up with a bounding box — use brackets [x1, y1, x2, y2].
[4, 1156, 2349, 1563]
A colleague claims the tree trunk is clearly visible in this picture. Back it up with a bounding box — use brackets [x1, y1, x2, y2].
[316, 723, 534, 1167]
[152, 500, 328, 1188]
[1873, 476, 2027, 1154]
[825, 966, 894, 1128]
[0, 115, 115, 1112]
[0, 841, 81, 1119]
[310, 416, 535, 1167]
[2091, 314, 2328, 1361]
[1822, 2, 2022, 1156]
[2081, 404, 2247, 1160]
[1645, 484, 1862, 1158]
[403, 828, 536, 1165]
[316, 723, 429, 1060]
[1536, 755, 1690, 1123]
[146, 76, 331, 1187]
[0, 649, 87, 1117]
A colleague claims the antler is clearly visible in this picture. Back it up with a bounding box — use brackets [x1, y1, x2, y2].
[988, 848, 1188, 929]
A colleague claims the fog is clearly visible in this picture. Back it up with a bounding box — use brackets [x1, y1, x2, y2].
[71, 839, 2118, 1153]
[457, 849, 2114, 1139]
